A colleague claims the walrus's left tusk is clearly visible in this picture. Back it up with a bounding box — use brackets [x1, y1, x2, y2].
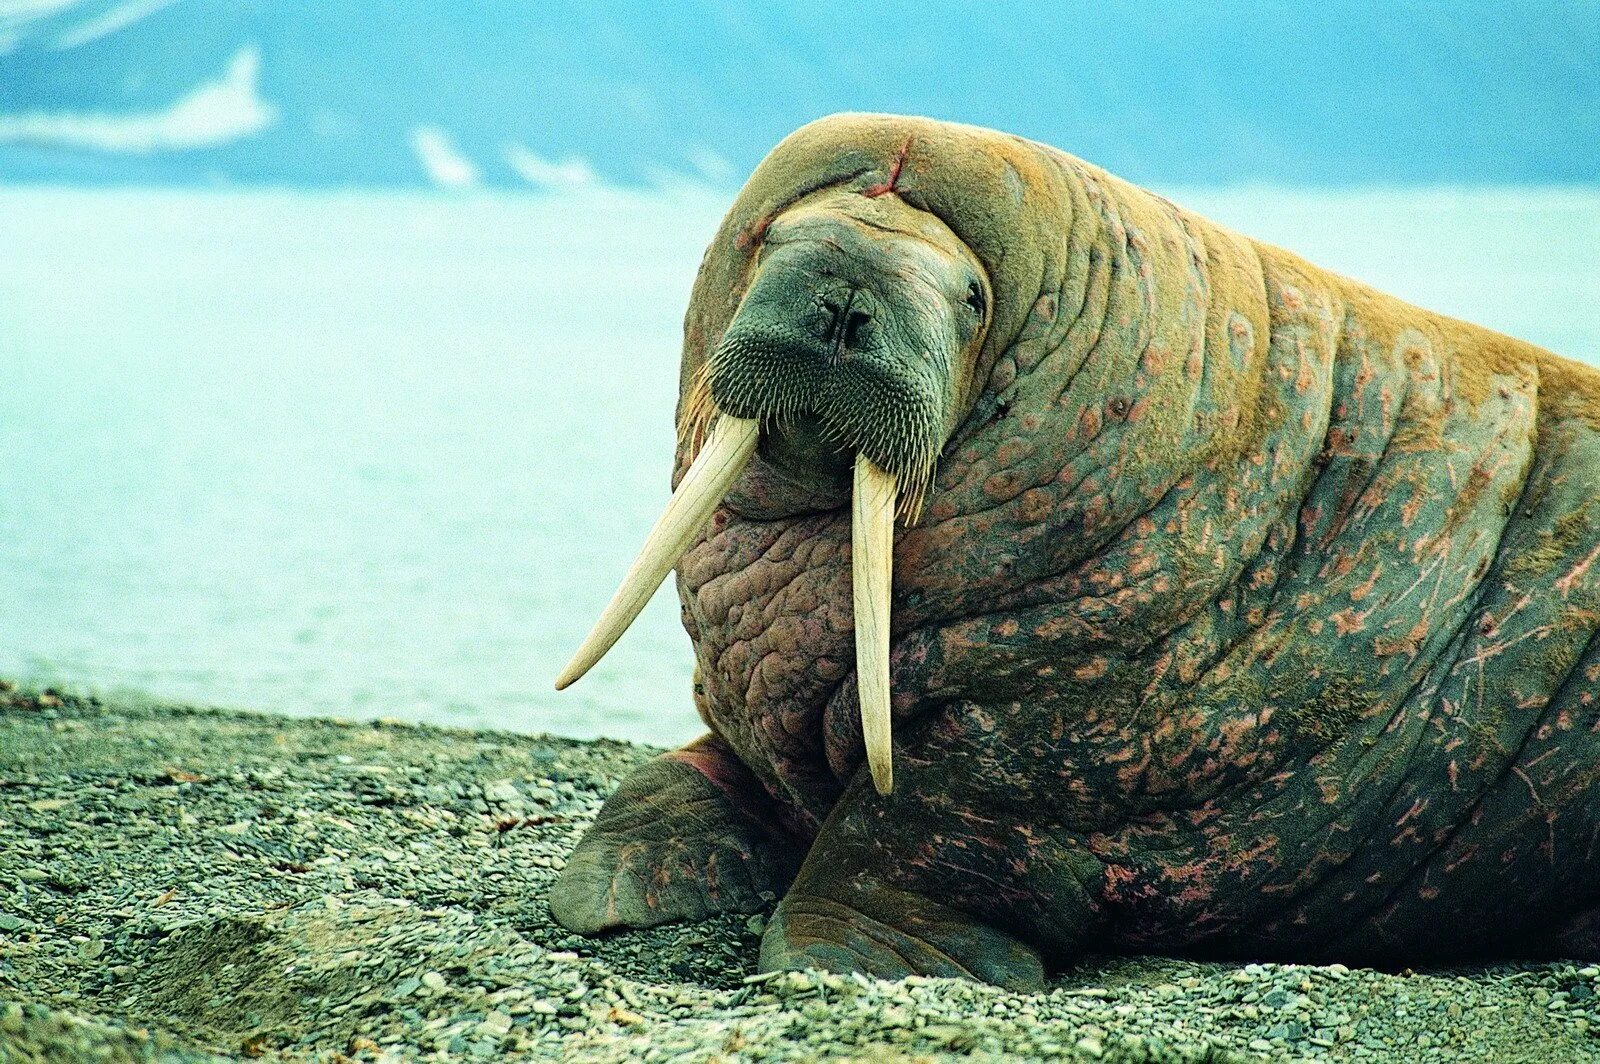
[556, 416, 759, 690]
[852, 454, 897, 794]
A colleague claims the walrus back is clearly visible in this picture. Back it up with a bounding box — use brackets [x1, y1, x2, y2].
[1163, 218, 1600, 958]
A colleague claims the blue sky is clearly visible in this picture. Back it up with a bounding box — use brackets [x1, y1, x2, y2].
[1, 1, 1596, 189]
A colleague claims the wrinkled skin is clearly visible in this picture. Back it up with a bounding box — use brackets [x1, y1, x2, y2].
[551, 114, 1600, 988]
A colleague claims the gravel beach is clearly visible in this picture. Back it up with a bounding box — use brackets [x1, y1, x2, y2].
[2, 684, 1597, 1063]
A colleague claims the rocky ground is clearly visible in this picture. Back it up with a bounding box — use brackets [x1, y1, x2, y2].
[3, 685, 1599, 1062]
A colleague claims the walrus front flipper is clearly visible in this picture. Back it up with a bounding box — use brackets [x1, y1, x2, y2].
[757, 760, 1102, 990]
[549, 734, 801, 933]
[761, 879, 1046, 990]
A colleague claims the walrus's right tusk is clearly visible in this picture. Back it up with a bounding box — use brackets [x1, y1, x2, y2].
[852, 454, 897, 794]
[555, 416, 759, 690]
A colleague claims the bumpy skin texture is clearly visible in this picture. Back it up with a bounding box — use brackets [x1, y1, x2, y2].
[552, 114, 1600, 986]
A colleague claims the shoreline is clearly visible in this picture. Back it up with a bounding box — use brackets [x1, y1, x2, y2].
[3, 684, 1597, 1062]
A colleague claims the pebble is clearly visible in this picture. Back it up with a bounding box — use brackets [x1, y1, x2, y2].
[485, 781, 522, 805]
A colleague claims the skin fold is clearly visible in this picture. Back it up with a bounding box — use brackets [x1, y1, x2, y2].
[551, 114, 1600, 988]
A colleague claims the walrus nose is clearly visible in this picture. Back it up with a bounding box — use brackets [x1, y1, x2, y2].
[813, 288, 874, 356]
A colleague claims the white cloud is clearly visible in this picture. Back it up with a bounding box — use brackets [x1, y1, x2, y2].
[0, 0, 80, 27]
[686, 147, 735, 185]
[0, 45, 276, 152]
[52, 0, 183, 49]
[503, 143, 596, 191]
[410, 125, 479, 189]
[0, 0, 84, 52]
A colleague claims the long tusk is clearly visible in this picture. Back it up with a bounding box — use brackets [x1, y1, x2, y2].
[852, 454, 897, 794]
[555, 416, 759, 690]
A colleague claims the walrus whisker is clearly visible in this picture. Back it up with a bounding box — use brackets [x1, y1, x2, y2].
[677, 362, 717, 458]
[556, 415, 759, 690]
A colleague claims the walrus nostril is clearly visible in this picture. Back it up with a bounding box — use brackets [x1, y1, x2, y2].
[813, 289, 872, 356]
[841, 309, 871, 350]
[816, 291, 849, 344]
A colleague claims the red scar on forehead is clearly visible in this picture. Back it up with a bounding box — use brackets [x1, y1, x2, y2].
[863, 138, 913, 199]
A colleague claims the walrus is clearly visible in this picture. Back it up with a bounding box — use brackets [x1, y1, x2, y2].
[549, 113, 1600, 988]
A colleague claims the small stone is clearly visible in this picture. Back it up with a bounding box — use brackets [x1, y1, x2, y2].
[1074, 1036, 1103, 1057]
[1266, 1020, 1306, 1042]
[485, 781, 521, 804]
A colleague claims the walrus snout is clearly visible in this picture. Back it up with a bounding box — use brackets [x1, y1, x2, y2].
[708, 278, 943, 498]
[704, 207, 984, 513]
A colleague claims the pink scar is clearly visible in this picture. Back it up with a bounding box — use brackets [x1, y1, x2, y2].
[863, 139, 913, 198]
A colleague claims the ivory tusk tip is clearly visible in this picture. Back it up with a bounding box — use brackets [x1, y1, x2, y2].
[553, 643, 598, 694]
[870, 762, 893, 795]
[554, 649, 596, 690]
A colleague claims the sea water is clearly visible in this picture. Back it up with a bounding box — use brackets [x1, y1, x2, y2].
[2, 185, 1596, 747]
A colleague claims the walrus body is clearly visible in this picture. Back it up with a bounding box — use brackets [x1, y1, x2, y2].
[551, 114, 1600, 988]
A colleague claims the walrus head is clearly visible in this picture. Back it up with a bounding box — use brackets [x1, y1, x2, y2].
[694, 187, 992, 516]
[555, 186, 992, 794]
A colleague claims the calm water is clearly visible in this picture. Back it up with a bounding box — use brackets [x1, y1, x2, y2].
[3, 185, 1597, 747]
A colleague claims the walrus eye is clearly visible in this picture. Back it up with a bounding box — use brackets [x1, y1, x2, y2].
[964, 280, 986, 317]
